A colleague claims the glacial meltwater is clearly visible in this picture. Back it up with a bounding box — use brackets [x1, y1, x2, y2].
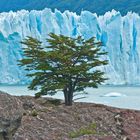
[0, 85, 140, 110]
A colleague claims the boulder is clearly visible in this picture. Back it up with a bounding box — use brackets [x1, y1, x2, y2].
[0, 92, 23, 140]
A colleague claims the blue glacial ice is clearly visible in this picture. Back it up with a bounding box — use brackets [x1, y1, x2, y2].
[0, 9, 140, 85]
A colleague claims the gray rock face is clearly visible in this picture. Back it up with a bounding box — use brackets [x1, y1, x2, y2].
[0, 92, 23, 140]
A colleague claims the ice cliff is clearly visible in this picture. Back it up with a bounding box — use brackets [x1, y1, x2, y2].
[0, 8, 140, 85]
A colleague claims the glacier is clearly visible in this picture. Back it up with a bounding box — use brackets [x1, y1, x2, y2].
[0, 8, 140, 85]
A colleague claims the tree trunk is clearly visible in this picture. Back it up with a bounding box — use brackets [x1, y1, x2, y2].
[64, 90, 73, 106]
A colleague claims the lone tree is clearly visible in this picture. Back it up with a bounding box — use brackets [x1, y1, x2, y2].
[19, 33, 108, 106]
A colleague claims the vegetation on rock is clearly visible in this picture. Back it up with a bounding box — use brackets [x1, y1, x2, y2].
[69, 123, 97, 138]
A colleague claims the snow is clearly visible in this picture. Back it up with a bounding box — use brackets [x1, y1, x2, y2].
[0, 8, 140, 85]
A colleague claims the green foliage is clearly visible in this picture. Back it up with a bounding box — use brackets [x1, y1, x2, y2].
[69, 123, 97, 138]
[19, 33, 108, 105]
[31, 109, 38, 117]
[47, 99, 61, 106]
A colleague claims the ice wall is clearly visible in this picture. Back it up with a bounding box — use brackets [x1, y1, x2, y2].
[0, 8, 140, 85]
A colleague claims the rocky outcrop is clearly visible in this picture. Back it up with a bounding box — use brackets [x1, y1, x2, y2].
[0, 92, 140, 140]
[0, 92, 24, 140]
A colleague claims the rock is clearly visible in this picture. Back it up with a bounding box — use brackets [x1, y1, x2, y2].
[73, 135, 114, 140]
[0, 92, 24, 140]
[0, 92, 140, 140]
[23, 101, 34, 110]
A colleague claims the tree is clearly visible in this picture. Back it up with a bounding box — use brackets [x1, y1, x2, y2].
[19, 33, 108, 106]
